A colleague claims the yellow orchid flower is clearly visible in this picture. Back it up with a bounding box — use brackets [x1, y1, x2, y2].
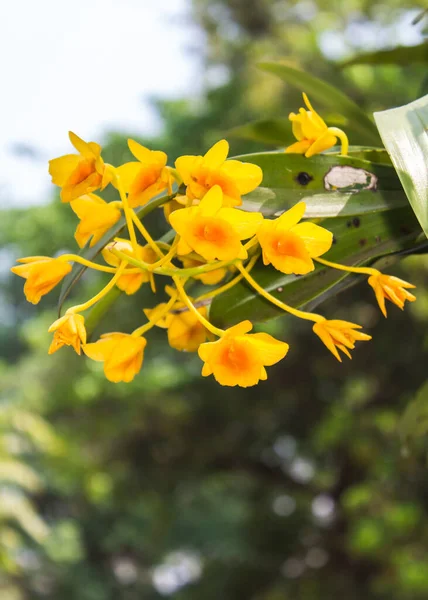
[49, 132, 112, 203]
[70, 194, 121, 248]
[48, 313, 86, 355]
[179, 257, 229, 285]
[367, 272, 416, 317]
[102, 239, 157, 295]
[169, 185, 263, 261]
[198, 320, 289, 387]
[84, 333, 147, 383]
[313, 319, 371, 362]
[114, 140, 173, 208]
[175, 139, 263, 207]
[11, 256, 72, 304]
[286, 93, 348, 157]
[144, 301, 208, 352]
[257, 202, 332, 275]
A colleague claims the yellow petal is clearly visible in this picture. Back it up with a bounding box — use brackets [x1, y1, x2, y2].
[203, 139, 229, 168]
[128, 139, 152, 162]
[114, 162, 142, 191]
[290, 222, 333, 257]
[198, 185, 223, 216]
[225, 320, 253, 337]
[305, 131, 337, 157]
[302, 93, 327, 130]
[313, 323, 341, 362]
[285, 140, 312, 154]
[175, 155, 198, 184]
[49, 155, 81, 186]
[217, 208, 263, 240]
[83, 337, 117, 362]
[69, 131, 98, 158]
[220, 161, 263, 194]
[249, 333, 289, 366]
[275, 202, 306, 230]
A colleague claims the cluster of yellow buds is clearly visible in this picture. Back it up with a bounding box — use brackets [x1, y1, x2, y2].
[11, 96, 416, 387]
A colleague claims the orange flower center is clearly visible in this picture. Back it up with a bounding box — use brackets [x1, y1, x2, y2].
[69, 159, 97, 186]
[272, 231, 305, 258]
[221, 340, 253, 372]
[194, 218, 229, 245]
[131, 167, 161, 194]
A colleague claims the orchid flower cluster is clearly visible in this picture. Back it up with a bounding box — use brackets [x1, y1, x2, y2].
[12, 96, 416, 387]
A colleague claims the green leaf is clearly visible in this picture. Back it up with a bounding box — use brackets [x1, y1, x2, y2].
[57, 191, 173, 315]
[258, 61, 381, 145]
[374, 94, 428, 238]
[341, 42, 428, 68]
[237, 151, 406, 218]
[229, 118, 295, 146]
[399, 380, 428, 444]
[210, 206, 423, 327]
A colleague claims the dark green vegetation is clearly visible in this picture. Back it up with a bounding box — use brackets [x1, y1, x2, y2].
[2, 1, 428, 598]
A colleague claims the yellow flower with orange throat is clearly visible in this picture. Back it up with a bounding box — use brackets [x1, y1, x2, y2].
[102, 239, 157, 295]
[257, 202, 333, 275]
[175, 139, 263, 207]
[313, 319, 371, 362]
[11, 256, 72, 304]
[114, 139, 174, 208]
[70, 194, 121, 248]
[48, 313, 87, 355]
[84, 333, 147, 383]
[169, 185, 263, 261]
[49, 132, 112, 202]
[286, 93, 348, 157]
[198, 320, 289, 387]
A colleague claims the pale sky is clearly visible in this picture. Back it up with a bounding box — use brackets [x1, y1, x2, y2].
[0, 0, 201, 207]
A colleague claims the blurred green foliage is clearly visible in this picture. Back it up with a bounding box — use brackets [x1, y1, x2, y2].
[2, 0, 428, 598]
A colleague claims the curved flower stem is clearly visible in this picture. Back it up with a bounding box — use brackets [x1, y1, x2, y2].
[131, 292, 178, 338]
[131, 211, 164, 259]
[194, 254, 259, 304]
[148, 236, 179, 271]
[109, 247, 239, 278]
[327, 127, 349, 157]
[114, 172, 138, 254]
[173, 276, 225, 338]
[315, 256, 378, 277]
[244, 236, 259, 252]
[66, 261, 128, 314]
[236, 262, 324, 324]
[58, 254, 140, 274]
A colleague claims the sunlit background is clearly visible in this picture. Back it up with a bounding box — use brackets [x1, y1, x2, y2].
[2, 1, 428, 599]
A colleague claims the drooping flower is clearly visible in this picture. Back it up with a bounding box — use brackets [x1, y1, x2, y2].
[313, 319, 371, 362]
[49, 132, 112, 202]
[198, 320, 289, 387]
[102, 239, 157, 295]
[48, 313, 86, 355]
[257, 202, 332, 275]
[169, 185, 263, 261]
[114, 140, 173, 208]
[84, 333, 147, 383]
[144, 302, 208, 352]
[180, 257, 229, 285]
[175, 139, 263, 207]
[285, 93, 346, 157]
[11, 257, 72, 304]
[70, 194, 121, 248]
[367, 272, 416, 317]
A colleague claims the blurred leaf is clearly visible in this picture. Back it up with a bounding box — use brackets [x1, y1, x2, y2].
[399, 380, 428, 443]
[258, 61, 381, 144]
[58, 191, 174, 315]
[229, 118, 295, 145]
[210, 206, 422, 327]
[341, 42, 428, 67]
[238, 151, 406, 217]
[374, 94, 428, 238]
